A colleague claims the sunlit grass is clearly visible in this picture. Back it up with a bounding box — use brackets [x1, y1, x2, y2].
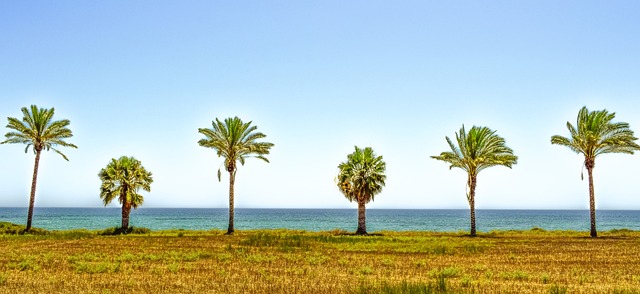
[0, 223, 639, 293]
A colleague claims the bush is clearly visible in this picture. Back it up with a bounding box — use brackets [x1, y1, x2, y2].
[98, 226, 151, 235]
[608, 229, 634, 236]
[0, 222, 49, 235]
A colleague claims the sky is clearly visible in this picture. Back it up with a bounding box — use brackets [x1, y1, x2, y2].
[1, 1, 640, 210]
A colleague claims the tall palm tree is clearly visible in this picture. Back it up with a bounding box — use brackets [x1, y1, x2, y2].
[198, 116, 274, 235]
[432, 125, 517, 236]
[98, 156, 153, 230]
[551, 106, 640, 238]
[1, 105, 77, 231]
[337, 146, 386, 235]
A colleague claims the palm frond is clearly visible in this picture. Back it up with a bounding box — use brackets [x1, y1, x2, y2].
[337, 146, 386, 205]
[433, 125, 517, 204]
[98, 156, 153, 208]
[552, 106, 640, 161]
[198, 116, 273, 180]
[2, 105, 76, 160]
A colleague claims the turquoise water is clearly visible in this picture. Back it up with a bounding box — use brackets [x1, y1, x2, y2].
[1, 208, 639, 232]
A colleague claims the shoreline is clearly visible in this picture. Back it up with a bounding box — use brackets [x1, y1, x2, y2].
[2, 221, 638, 237]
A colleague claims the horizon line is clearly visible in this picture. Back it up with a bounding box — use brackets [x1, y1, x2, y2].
[0, 206, 637, 211]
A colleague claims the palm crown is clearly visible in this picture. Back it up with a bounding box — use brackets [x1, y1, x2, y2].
[198, 116, 274, 180]
[551, 106, 640, 161]
[99, 156, 153, 209]
[2, 105, 77, 159]
[432, 125, 517, 182]
[337, 146, 386, 204]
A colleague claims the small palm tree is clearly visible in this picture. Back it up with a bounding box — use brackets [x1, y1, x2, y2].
[198, 117, 274, 235]
[98, 156, 153, 230]
[551, 106, 640, 238]
[432, 125, 517, 236]
[337, 146, 386, 235]
[1, 105, 77, 231]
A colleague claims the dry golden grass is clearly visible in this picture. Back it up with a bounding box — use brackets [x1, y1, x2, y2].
[0, 227, 639, 293]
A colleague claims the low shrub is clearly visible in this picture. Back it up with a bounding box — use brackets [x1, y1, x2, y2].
[98, 226, 151, 235]
[0, 222, 49, 235]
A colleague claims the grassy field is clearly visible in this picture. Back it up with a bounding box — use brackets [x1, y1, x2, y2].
[0, 224, 639, 293]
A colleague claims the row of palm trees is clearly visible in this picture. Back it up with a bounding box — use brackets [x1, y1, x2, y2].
[328, 106, 640, 238]
[2, 105, 639, 237]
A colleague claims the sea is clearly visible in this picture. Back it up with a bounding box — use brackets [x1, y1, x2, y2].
[0, 208, 639, 232]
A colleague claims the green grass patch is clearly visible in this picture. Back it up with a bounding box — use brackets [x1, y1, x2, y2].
[360, 279, 453, 294]
[0, 228, 638, 293]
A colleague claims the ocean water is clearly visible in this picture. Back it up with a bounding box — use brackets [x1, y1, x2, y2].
[0, 208, 639, 232]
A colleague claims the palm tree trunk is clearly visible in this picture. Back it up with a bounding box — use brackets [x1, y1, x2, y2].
[468, 174, 477, 236]
[355, 199, 367, 235]
[26, 150, 42, 231]
[121, 201, 131, 230]
[226, 171, 235, 235]
[586, 159, 597, 238]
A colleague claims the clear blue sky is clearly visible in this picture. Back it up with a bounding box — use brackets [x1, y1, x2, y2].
[1, 1, 639, 209]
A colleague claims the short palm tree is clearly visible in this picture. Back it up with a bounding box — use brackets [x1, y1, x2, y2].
[98, 156, 153, 230]
[551, 106, 640, 238]
[337, 146, 386, 235]
[432, 125, 517, 236]
[198, 117, 274, 235]
[1, 105, 77, 231]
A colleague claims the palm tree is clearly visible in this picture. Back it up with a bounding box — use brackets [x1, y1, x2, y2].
[551, 106, 640, 237]
[98, 156, 153, 230]
[1, 105, 77, 231]
[198, 116, 274, 235]
[432, 125, 517, 236]
[337, 146, 386, 235]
